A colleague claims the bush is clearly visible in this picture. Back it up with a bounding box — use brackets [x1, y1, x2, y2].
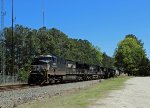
[18, 61, 31, 82]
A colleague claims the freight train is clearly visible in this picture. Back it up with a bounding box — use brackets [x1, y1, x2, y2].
[28, 55, 118, 85]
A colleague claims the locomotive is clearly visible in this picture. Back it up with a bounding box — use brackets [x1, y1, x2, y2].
[28, 55, 116, 85]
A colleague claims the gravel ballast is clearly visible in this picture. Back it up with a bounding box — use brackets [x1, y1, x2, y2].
[0, 80, 100, 108]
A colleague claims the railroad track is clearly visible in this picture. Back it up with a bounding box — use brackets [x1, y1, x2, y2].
[0, 82, 71, 92]
[0, 79, 102, 92]
[0, 84, 37, 92]
[0, 82, 78, 92]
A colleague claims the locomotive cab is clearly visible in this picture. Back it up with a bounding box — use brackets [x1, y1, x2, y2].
[28, 55, 56, 85]
[28, 60, 50, 85]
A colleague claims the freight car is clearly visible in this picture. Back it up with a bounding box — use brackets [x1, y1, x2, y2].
[28, 55, 116, 85]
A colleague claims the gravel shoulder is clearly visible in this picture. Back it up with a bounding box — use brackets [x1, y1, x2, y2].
[0, 80, 100, 108]
[89, 77, 150, 108]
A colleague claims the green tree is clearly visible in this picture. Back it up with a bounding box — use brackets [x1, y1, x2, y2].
[102, 52, 114, 68]
[2, 25, 103, 81]
[114, 34, 147, 76]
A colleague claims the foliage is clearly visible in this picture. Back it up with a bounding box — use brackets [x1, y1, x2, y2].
[114, 34, 147, 76]
[0, 25, 103, 79]
[138, 58, 150, 76]
[102, 52, 114, 68]
[18, 67, 28, 81]
[18, 60, 32, 81]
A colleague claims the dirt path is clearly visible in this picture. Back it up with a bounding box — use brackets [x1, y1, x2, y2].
[89, 77, 150, 108]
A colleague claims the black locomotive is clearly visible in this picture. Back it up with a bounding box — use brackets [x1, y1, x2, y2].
[28, 55, 118, 85]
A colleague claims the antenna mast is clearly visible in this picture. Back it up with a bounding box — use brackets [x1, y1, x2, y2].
[42, 0, 45, 27]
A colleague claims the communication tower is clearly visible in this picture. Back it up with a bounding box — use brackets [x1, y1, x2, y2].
[42, 0, 45, 27]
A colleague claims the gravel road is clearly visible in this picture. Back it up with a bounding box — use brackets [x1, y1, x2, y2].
[89, 77, 150, 108]
[0, 80, 100, 108]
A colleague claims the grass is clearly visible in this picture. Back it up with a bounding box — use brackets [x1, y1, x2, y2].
[17, 76, 130, 108]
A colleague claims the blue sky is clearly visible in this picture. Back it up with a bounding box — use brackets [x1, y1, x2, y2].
[1, 0, 150, 58]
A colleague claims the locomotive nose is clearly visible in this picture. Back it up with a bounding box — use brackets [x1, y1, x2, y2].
[28, 72, 44, 85]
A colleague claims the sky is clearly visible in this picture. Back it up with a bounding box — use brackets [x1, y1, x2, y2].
[1, 0, 150, 58]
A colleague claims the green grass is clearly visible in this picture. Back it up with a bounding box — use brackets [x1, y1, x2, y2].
[17, 76, 130, 108]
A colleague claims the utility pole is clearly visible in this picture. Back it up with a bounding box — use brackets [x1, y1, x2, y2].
[1, 0, 4, 33]
[1, 0, 6, 83]
[12, 0, 15, 82]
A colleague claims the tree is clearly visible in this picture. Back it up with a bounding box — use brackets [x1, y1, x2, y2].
[2, 24, 103, 81]
[139, 58, 150, 76]
[114, 34, 147, 76]
[102, 52, 114, 68]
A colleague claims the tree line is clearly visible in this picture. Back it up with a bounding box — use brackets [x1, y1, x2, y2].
[0, 25, 114, 81]
[0, 25, 150, 81]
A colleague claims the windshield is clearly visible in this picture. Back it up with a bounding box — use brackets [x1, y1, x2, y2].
[39, 57, 52, 61]
[31, 59, 49, 65]
[31, 64, 48, 71]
